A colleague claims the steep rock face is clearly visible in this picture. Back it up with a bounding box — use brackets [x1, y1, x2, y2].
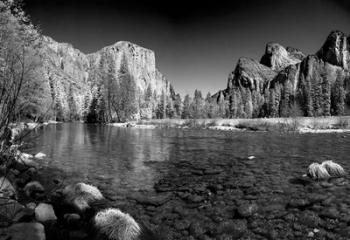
[225, 58, 278, 118]
[87, 41, 170, 99]
[260, 43, 304, 71]
[267, 55, 347, 117]
[41, 36, 91, 120]
[220, 30, 350, 118]
[40, 37, 172, 120]
[316, 30, 350, 70]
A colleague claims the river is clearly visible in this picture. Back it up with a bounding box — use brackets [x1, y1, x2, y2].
[26, 123, 350, 239]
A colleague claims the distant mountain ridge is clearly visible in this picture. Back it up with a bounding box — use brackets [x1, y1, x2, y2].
[41, 36, 173, 121]
[215, 30, 350, 118]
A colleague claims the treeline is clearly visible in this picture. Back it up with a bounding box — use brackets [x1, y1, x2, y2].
[0, 0, 52, 134]
[267, 61, 350, 118]
[81, 53, 233, 123]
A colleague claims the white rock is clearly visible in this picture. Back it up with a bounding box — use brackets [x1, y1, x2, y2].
[307, 163, 330, 180]
[321, 160, 345, 177]
[94, 208, 141, 240]
[26, 123, 39, 130]
[34, 152, 46, 160]
[35, 203, 57, 222]
[248, 156, 256, 160]
[15, 152, 38, 169]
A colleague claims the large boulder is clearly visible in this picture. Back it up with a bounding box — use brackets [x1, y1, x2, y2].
[35, 203, 57, 223]
[34, 152, 46, 160]
[2, 222, 46, 240]
[0, 199, 24, 226]
[0, 177, 16, 199]
[24, 181, 45, 199]
[62, 182, 104, 212]
[12, 151, 38, 171]
[94, 208, 141, 240]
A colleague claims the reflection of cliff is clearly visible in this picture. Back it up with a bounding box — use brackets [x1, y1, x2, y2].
[35, 125, 173, 191]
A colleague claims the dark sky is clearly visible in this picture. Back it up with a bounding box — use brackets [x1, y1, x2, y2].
[24, 0, 350, 96]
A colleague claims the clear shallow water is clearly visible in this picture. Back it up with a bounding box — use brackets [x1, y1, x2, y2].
[27, 123, 350, 195]
[26, 123, 350, 239]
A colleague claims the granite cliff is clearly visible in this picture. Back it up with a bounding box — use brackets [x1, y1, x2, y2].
[218, 30, 350, 118]
[40, 36, 172, 121]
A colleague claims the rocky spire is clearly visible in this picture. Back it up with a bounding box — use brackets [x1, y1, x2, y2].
[316, 30, 349, 70]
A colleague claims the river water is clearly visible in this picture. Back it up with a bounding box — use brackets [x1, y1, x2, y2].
[26, 123, 350, 239]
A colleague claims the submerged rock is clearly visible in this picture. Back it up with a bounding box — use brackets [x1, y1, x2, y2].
[4, 222, 46, 240]
[0, 199, 24, 227]
[217, 219, 247, 238]
[63, 213, 81, 228]
[35, 203, 57, 222]
[62, 182, 104, 212]
[24, 181, 45, 199]
[0, 176, 16, 199]
[128, 192, 172, 206]
[237, 203, 259, 218]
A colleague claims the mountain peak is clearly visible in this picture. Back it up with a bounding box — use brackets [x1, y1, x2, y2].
[260, 42, 304, 71]
[316, 30, 349, 69]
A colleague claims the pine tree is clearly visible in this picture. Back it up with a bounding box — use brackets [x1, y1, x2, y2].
[321, 71, 331, 116]
[331, 71, 345, 115]
[166, 97, 175, 118]
[182, 94, 192, 119]
[68, 84, 78, 121]
[156, 90, 166, 119]
[218, 92, 226, 118]
[173, 94, 182, 118]
[204, 92, 212, 118]
[145, 85, 153, 102]
[111, 54, 137, 121]
[192, 89, 204, 118]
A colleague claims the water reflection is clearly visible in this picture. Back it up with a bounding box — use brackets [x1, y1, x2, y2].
[28, 123, 350, 195]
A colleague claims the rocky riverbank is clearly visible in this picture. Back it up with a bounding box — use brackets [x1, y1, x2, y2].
[2, 152, 350, 240]
[110, 116, 350, 133]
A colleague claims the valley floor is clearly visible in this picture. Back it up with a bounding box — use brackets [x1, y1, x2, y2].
[109, 116, 350, 133]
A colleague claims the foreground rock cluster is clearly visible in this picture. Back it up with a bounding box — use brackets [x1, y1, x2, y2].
[110, 158, 350, 240]
[2, 149, 350, 240]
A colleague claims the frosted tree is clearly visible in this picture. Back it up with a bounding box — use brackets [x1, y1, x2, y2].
[182, 94, 192, 119]
[111, 54, 137, 122]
